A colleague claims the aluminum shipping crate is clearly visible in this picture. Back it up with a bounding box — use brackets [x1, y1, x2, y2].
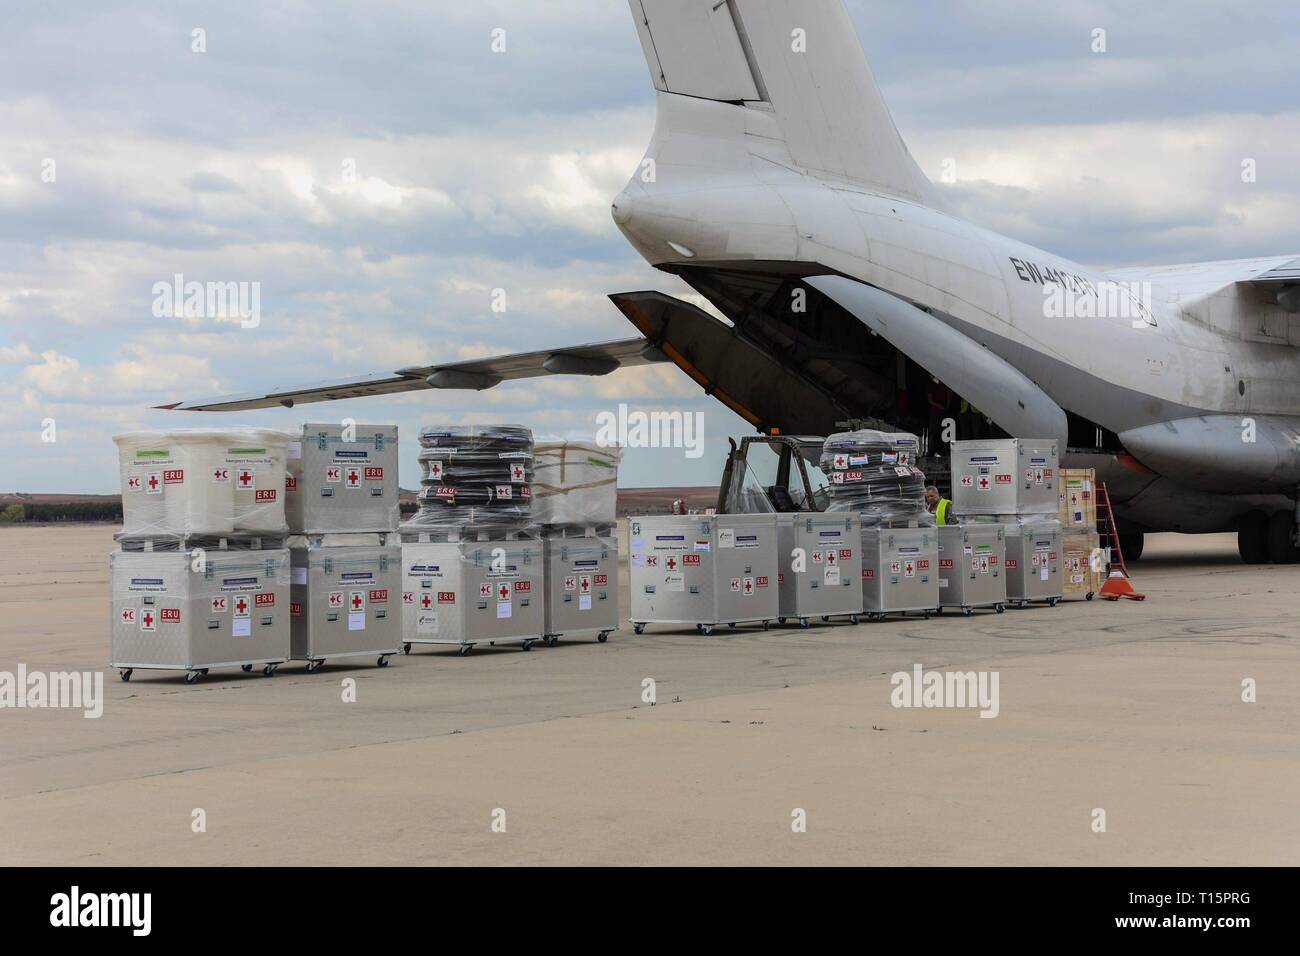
[290, 536, 402, 670]
[937, 524, 1007, 615]
[1061, 529, 1104, 600]
[1004, 519, 1064, 607]
[286, 424, 400, 533]
[950, 438, 1060, 516]
[628, 514, 779, 635]
[542, 534, 618, 644]
[775, 513, 863, 626]
[401, 537, 544, 654]
[860, 526, 939, 619]
[110, 547, 290, 683]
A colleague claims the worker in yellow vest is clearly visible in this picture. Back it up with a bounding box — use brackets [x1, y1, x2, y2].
[925, 485, 954, 525]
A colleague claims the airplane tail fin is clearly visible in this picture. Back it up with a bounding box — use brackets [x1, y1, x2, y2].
[628, 0, 937, 205]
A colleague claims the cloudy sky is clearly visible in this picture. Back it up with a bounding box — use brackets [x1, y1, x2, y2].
[2, 0, 1298, 494]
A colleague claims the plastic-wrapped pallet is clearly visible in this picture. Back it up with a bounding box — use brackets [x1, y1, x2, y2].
[820, 430, 932, 527]
[405, 425, 534, 535]
[531, 440, 620, 528]
[285, 424, 400, 533]
[114, 429, 293, 539]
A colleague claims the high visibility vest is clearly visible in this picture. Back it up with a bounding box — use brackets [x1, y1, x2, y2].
[936, 498, 952, 525]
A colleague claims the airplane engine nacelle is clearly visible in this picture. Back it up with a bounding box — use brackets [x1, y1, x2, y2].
[1120, 415, 1300, 492]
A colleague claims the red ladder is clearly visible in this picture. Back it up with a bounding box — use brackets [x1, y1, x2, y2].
[1095, 481, 1145, 600]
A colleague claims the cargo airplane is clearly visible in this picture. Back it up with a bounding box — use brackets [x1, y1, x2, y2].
[164, 0, 1300, 565]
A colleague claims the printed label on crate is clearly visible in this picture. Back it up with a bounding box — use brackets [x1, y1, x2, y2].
[163, 469, 184, 484]
[255, 488, 277, 502]
[693, 540, 710, 552]
[369, 588, 388, 603]
[889, 561, 901, 574]
[235, 468, 255, 489]
[664, 555, 680, 572]
[729, 577, 741, 592]
[496, 600, 512, 620]
[120, 607, 136, 624]
[863, 569, 875, 579]
[996, 474, 1012, 484]
[419, 593, 434, 609]
[563, 575, 576, 591]
[285, 474, 298, 491]
[291, 602, 303, 616]
[326, 465, 342, 482]
[328, 591, 343, 608]
[513, 581, 530, 593]
[665, 573, 684, 593]
[437, 591, 455, 604]
[742, 577, 754, 596]
[345, 467, 362, 488]
[904, 561, 916, 578]
[364, 467, 384, 481]
[940, 559, 955, 569]
[255, 592, 275, 608]
[579, 594, 592, 610]
[839, 548, 852, 560]
[718, 529, 735, 548]
[233, 595, 251, 617]
[594, 573, 608, 586]
[160, 608, 181, 623]
[233, 618, 251, 637]
[145, 473, 162, 494]
[756, 576, 769, 588]
[1006, 558, 1019, 569]
[349, 591, 366, 611]
[578, 575, 592, 594]
[683, 554, 700, 566]
[138, 608, 157, 630]
[736, 535, 759, 549]
[418, 614, 438, 635]
[349, 611, 366, 631]
[824, 566, 840, 586]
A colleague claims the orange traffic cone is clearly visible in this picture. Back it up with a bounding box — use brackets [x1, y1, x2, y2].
[1099, 570, 1145, 601]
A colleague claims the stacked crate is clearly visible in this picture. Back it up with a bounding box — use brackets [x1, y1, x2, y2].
[1058, 467, 1103, 600]
[285, 424, 402, 671]
[821, 430, 939, 621]
[109, 429, 295, 684]
[400, 425, 543, 655]
[950, 438, 1063, 608]
[533, 440, 620, 646]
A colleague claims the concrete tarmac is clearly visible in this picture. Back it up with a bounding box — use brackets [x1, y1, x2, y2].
[0, 525, 1296, 865]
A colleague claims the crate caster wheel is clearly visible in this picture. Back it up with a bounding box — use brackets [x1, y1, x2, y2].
[962, 607, 973, 618]
[402, 643, 412, 655]
[521, 640, 534, 651]
[263, 663, 279, 677]
[799, 618, 810, 629]
[821, 616, 829, 622]
[850, 614, 860, 625]
[119, 668, 132, 683]
[934, 606, 944, 615]
[545, 636, 558, 647]
[1085, 592, 1094, 601]
[1018, 600, 1028, 609]
[597, 632, 609, 643]
[1048, 597, 1059, 608]
[200, 669, 210, 676]
[923, 610, 931, 619]
[699, 624, 714, 636]
[762, 620, 770, 631]
[377, 656, 390, 667]
[241, 664, 253, 673]
[727, 622, 736, 629]
[633, 624, 645, 635]
[305, 659, 322, 674]
[778, 617, 787, 625]
[458, 644, 472, 656]
[995, 604, 1005, 614]
[184, 671, 201, 685]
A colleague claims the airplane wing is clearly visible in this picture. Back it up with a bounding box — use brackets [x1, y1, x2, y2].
[158, 338, 667, 412]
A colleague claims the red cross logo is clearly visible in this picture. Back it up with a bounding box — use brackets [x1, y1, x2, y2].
[812, 550, 822, 563]
[237, 469, 254, 488]
[666, 556, 678, 571]
[564, 576, 575, 591]
[403, 592, 414, 605]
[479, 583, 491, 598]
[826, 552, 836, 565]
[511, 463, 524, 481]
[235, 597, 249, 615]
[743, 579, 753, 594]
[960, 475, 974, 487]
[127, 476, 141, 490]
[211, 597, 227, 613]
[978, 476, 990, 489]
[905, 561, 915, 575]
[351, 592, 364, 610]
[428, 462, 442, 479]
[498, 584, 510, 600]
[327, 466, 341, 482]
[213, 468, 229, 481]
[120, 608, 135, 623]
[646, 556, 658, 567]
[147, 474, 160, 491]
[421, 593, 432, 609]
[580, 576, 591, 593]
[328, 592, 343, 608]
[141, 610, 155, 629]
[345, 467, 361, 488]
[834, 454, 847, 469]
